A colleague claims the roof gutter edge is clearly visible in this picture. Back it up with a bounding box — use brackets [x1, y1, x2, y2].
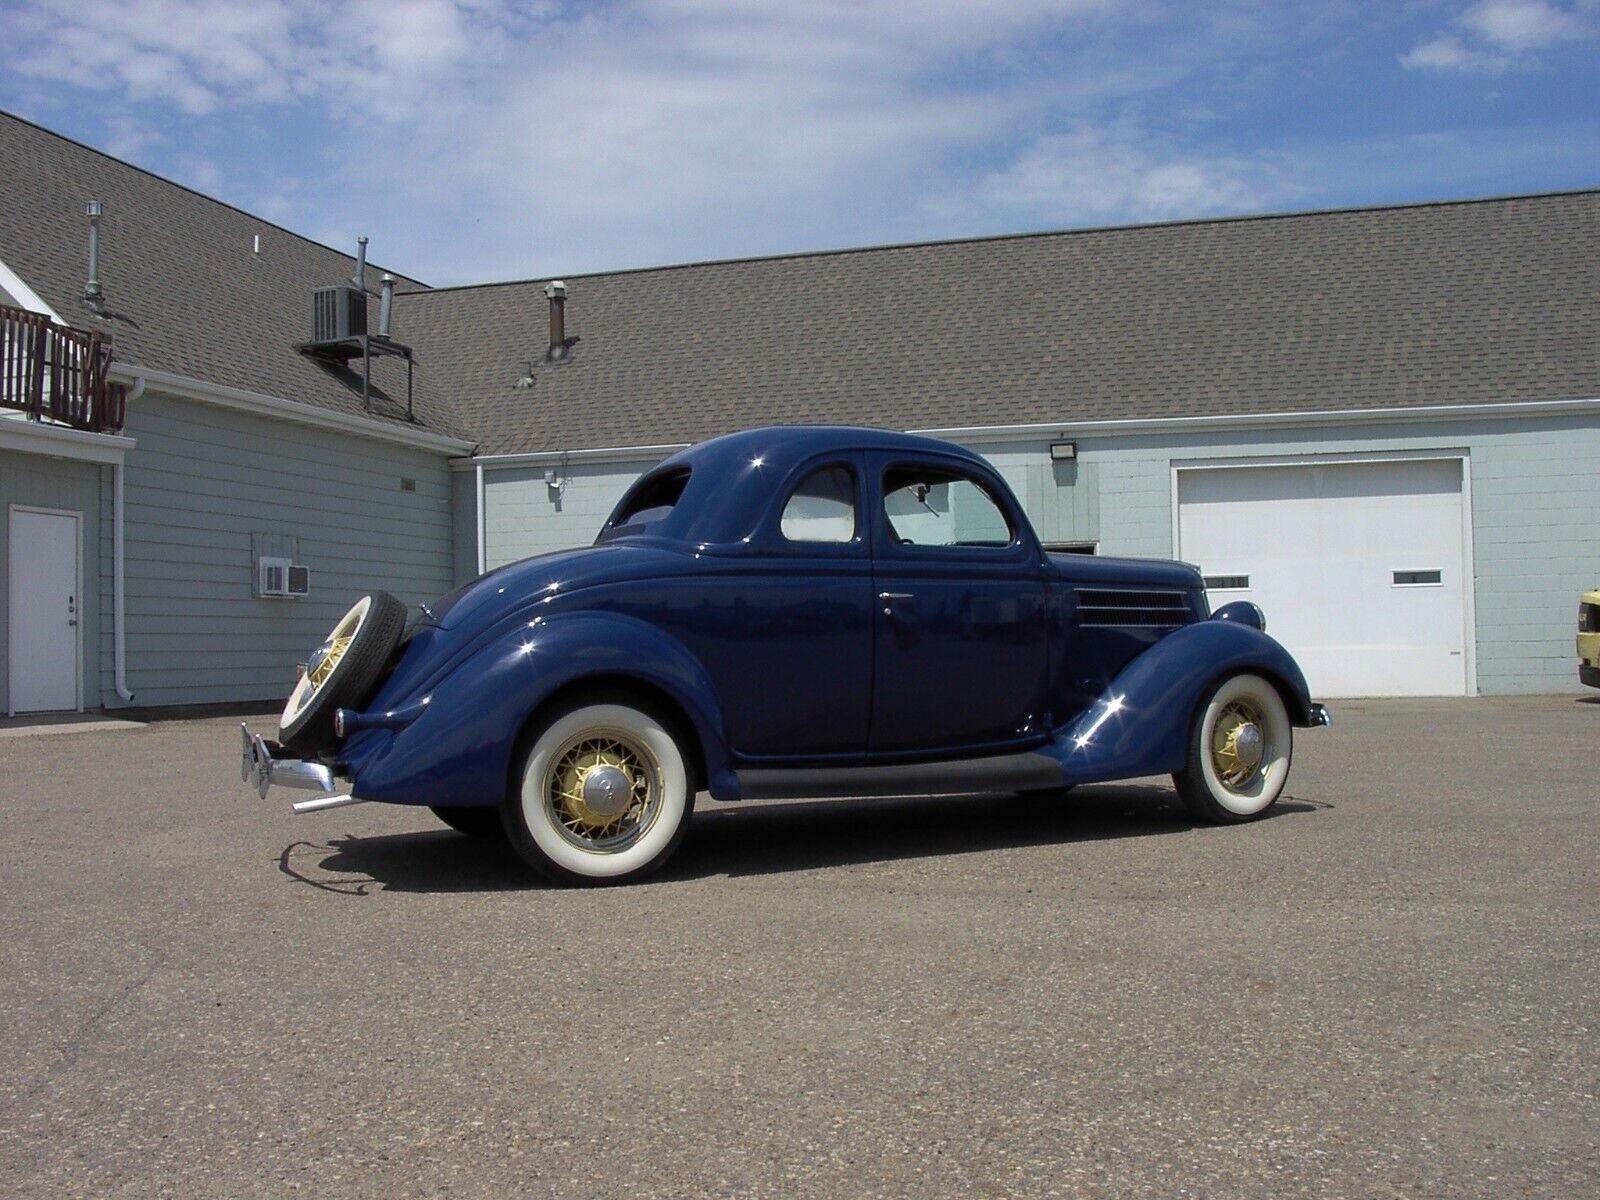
[453, 442, 692, 470]
[109, 364, 477, 455]
[911, 397, 1600, 442]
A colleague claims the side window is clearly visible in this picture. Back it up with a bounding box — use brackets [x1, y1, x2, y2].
[780, 465, 857, 543]
[882, 466, 1012, 548]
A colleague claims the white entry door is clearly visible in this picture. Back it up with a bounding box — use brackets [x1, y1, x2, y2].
[8, 507, 81, 713]
[1177, 459, 1469, 697]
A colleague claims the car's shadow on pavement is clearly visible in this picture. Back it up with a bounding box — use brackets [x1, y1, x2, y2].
[281, 785, 1327, 895]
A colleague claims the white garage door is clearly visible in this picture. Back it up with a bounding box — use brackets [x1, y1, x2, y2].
[1177, 458, 1469, 697]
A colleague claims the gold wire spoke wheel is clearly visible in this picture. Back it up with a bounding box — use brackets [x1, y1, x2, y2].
[543, 729, 662, 852]
[282, 597, 371, 725]
[1209, 698, 1268, 791]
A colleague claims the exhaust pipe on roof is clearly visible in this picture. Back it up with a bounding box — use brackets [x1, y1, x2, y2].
[379, 273, 395, 337]
[353, 235, 368, 291]
[545, 279, 567, 359]
[85, 200, 104, 306]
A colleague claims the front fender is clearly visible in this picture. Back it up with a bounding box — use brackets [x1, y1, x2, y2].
[340, 611, 734, 808]
[1047, 620, 1316, 786]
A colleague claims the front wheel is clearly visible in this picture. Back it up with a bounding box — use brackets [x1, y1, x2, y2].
[1173, 673, 1292, 823]
[503, 701, 693, 884]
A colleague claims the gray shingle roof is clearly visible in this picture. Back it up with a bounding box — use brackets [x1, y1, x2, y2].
[0, 112, 469, 441]
[6, 110, 1594, 459]
[395, 189, 1600, 456]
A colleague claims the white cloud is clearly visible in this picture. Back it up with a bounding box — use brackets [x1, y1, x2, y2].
[4, 0, 1587, 283]
[965, 123, 1289, 227]
[1400, 0, 1594, 71]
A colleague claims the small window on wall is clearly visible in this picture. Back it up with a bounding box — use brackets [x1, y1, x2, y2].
[780, 465, 857, 543]
[1393, 569, 1442, 587]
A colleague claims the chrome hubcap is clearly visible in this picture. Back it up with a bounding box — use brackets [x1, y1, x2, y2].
[545, 732, 660, 850]
[580, 764, 633, 821]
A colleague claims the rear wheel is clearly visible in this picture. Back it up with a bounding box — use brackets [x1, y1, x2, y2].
[430, 806, 504, 837]
[503, 701, 693, 885]
[279, 592, 407, 757]
[1173, 673, 1292, 823]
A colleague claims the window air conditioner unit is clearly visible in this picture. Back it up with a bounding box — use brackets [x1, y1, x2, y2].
[259, 557, 311, 598]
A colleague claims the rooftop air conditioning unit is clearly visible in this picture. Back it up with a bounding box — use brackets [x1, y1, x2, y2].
[311, 285, 367, 343]
[259, 556, 311, 598]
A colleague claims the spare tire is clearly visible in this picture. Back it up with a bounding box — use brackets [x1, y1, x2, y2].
[279, 591, 408, 756]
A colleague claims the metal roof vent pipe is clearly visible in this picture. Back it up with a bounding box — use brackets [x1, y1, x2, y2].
[85, 200, 104, 308]
[353, 235, 368, 291]
[545, 279, 567, 360]
[378, 273, 395, 337]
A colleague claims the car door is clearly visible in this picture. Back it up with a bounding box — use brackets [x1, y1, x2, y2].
[867, 452, 1050, 758]
[697, 454, 876, 761]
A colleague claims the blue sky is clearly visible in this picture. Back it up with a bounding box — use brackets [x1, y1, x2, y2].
[1, 0, 1596, 285]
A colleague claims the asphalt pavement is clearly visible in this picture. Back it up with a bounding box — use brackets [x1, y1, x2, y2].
[1, 696, 1595, 1198]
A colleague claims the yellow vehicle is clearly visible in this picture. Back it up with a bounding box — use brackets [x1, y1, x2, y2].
[1581, 590, 1600, 689]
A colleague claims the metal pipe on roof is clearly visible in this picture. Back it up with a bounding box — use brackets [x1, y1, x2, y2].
[379, 273, 395, 337]
[353, 235, 368, 291]
[85, 200, 104, 305]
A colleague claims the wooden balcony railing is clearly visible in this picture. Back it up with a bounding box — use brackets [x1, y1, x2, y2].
[1, 303, 127, 434]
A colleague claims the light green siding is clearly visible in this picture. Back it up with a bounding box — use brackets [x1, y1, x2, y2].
[110, 392, 456, 707]
[0, 448, 102, 711]
[451, 468, 480, 586]
[969, 414, 1600, 695]
[474, 416, 1599, 695]
[483, 457, 662, 568]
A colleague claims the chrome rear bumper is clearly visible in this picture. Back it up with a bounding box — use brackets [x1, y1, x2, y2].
[240, 724, 368, 813]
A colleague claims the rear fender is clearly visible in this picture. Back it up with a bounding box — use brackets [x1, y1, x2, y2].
[341, 611, 734, 808]
[1046, 619, 1315, 785]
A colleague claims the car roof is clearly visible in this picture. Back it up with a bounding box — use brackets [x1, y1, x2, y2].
[613, 425, 998, 545]
[665, 425, 986, 469]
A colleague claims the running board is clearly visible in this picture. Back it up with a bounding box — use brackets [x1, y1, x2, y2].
[735, 751, 1064, 801]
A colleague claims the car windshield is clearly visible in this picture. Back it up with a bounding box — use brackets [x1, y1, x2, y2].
[598, 467, 691, 542]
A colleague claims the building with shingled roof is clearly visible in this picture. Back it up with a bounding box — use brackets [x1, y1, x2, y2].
[1, 109, 1596, 709]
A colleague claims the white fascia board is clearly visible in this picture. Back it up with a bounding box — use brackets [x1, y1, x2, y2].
[110, 364, 478, 456]
[0, 255, 63, 323]
[911, 397, 1600, 443]
[453, 442, 691, 471]
[0, 417, 135, 464]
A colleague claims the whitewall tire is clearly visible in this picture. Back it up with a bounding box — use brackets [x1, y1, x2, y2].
[1173, 673, 1293, 823]
[279, 591, 407, 757]
[504, 701, 693, 884]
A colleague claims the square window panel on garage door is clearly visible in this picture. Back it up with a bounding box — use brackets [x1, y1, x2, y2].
[1177, 458, 1468, 698]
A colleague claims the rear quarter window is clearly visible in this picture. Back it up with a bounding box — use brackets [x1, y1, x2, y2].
[599, 468, 691, 541]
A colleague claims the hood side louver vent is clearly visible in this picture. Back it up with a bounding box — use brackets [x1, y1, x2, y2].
[1076, 588, 1190, 628]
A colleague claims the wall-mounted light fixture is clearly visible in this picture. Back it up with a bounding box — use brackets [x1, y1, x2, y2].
[1049, 440, 1077, 461]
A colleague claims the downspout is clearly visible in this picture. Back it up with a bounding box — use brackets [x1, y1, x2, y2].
[113, 373, 145, 703]
[475, 461, 486, 575]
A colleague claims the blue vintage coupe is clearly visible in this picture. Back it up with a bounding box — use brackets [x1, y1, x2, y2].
[243, 427, 1329, 883]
